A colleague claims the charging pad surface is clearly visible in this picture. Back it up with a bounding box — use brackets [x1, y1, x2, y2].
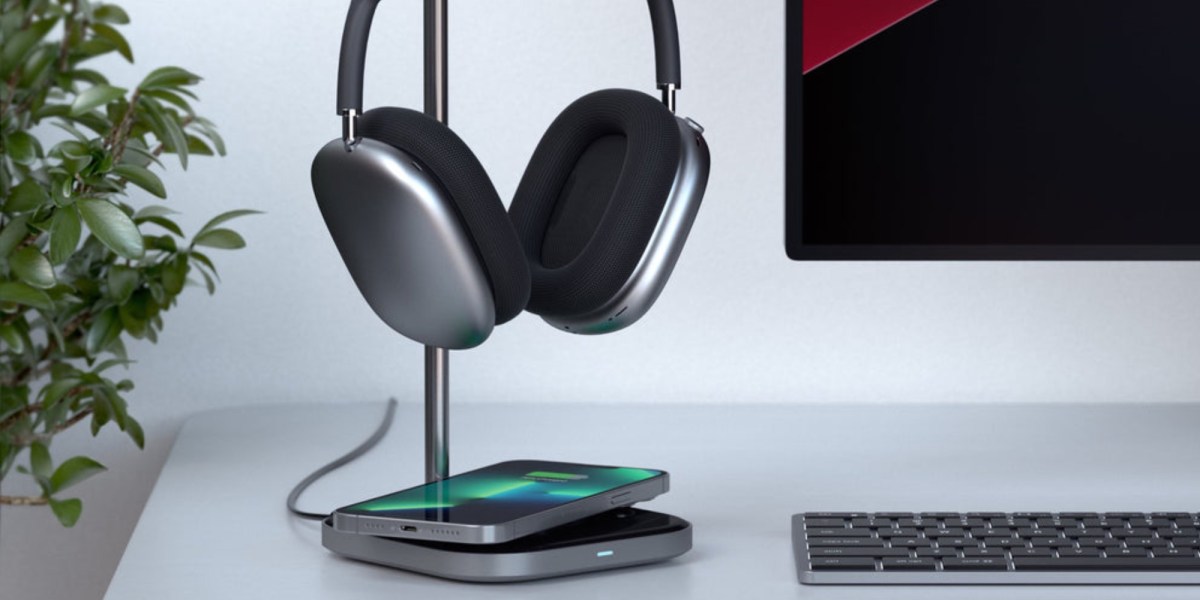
[322, 507, 692, 582]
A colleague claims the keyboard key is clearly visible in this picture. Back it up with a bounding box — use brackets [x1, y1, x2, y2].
[1108, 528, 1153, 538]
[1153, 513, 1193, 519]
[804, 518, 850, 528]
[806, 512, 867, 519]
[915, 548, 958, 558]
[983, 538, 1027, 548]
[972, 528, 1013, 537]
[882, 557, 937, 570]
[850, 518, 892, 527]
[1011, 548, 1054, 557]
[1014, 557, 1200, 571]
[1077, 538, 1122, 548]
[942, 557, 1009, 571]
[1059, 512, 1100, 518]
[962, 547, 1006, 557]
[1031, 538, 1077, 548]
[921, 512, 961, 519]
[874, 512, 914, 518]
[1107, 548, 1150, 558]
[890, 538, 933, 547]
[1013, 512, 1053, 518]
[808, 538, 885, 547]
[1103, 513, 1145, 519]
[1058, 548, 1102, 557]
[937, 538, 979, 547]
[811, 548, 910, 558]
[966, 512, 1007, 519]
[808, 528, 872, 537]
[1156, 549, 1198, 558]
[1170, 538, 1200, 547]
[1060, 528, 1105, 537]
[875, 528, 920, 538]
[1124, 538, 1169, 548]
[923, 528, 966, 537]
[810, 557, 876, 570]
[1017, 528, 1059, 537]
[1160, 527, 1198, 536]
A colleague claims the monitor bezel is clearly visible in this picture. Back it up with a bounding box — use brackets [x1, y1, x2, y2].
[784, 1, 1200, 261]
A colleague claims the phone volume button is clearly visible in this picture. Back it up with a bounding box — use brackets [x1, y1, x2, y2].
[611, 492, 632, 506]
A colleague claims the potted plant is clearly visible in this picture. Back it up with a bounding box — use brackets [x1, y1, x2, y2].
[0, 0, 254, 526]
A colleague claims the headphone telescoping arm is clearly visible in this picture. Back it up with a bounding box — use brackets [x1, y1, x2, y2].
[334, 0, 683, 116]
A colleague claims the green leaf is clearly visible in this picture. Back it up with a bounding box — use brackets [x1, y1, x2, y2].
[199, 269, 216, 294]
[0, 281, 53, 310]
[125, 417, 145, 449]
[140, 216, 183, 237]
[134, 205, 177, 220]
[5, 131, 38, 165]
[30, 441, 51, 481]
[111, 164, 166, 199]
[186, 135, 212, 155]
[93, 4, 131, 25]
[0, 216, 29, 257]
[86, 307, 122, 357]
[49, 206, 82, 264]
[49, 456, 107, 493]
[197, 209, 261, 236]
[10, 246, 56, 289]
[162, 255, 188, 295]
[49, 498, 82, 527]
[142, 100, 188, 169]
[90, 23, 132, 62]
[107, 265, 138, 303]
[5, 179, 48, 212]
[139, 66, 201, 91]
[0, 323, 23, 353]
[192, 228, 245, 250]
[0, 18, 57, 79]
[40, 378, 82, 409]
[79, 199, 144, 259]
[70, 84, 127, 116]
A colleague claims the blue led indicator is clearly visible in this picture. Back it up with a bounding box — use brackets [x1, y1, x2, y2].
[596, 550, 614, 557]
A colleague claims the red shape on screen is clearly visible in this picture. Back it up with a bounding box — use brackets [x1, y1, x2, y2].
[803, 0, 940, 73]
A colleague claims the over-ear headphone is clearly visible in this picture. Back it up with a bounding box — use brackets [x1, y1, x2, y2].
[312, 0, 709, 349]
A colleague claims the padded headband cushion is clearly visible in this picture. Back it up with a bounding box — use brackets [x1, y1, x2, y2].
[360, 107, 531, 324]
[509, 89, 681, 318]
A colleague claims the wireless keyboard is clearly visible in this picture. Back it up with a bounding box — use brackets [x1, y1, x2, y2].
[793, 512, 1200, 584]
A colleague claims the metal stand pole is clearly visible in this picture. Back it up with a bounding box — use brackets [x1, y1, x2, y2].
[423, 0, 449, 484]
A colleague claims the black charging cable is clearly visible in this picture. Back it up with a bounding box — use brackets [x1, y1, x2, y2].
[286, 398, 399, 521]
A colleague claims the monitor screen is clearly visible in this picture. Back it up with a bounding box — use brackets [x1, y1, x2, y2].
[786, 0, 1200, 260]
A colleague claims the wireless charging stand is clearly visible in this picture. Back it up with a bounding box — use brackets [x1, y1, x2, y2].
[321, 5, 692, 579]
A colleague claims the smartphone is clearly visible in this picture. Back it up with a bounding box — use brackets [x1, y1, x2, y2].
[331, 460, 669, 544]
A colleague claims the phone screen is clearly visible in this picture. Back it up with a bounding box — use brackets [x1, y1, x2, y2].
[338, 460, 663, 525]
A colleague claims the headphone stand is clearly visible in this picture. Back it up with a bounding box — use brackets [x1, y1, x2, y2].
[320, 0, 692, 582]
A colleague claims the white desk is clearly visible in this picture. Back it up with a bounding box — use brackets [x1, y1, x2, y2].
[105, 401, 1200, 599]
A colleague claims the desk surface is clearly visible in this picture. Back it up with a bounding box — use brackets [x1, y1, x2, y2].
[105, 401, 1200, 599]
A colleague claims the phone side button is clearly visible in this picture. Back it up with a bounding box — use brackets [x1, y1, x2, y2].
[611, 492, 632, 506]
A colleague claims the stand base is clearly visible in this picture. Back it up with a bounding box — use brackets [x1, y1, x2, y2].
[322, 507, 692, 582]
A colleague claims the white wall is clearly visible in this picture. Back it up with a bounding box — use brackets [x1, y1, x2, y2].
[3, 0, 1200, 597]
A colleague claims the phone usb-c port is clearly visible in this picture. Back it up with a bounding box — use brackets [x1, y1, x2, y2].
[401, 526, 418, 532]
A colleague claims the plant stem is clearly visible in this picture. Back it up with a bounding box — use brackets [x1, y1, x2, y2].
[0, 495, 49, 506]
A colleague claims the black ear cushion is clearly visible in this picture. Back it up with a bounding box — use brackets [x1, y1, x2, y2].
[509, 89, 682, 318]
[360, 107, 531, 325]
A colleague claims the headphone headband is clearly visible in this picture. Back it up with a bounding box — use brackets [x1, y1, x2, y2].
[334, 0, 682, 114]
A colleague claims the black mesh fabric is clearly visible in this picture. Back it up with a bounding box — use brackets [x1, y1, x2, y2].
[360, 107, 531, 324]
[509, 89, 681, 318]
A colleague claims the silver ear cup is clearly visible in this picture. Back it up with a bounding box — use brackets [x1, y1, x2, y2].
[312, 138, 495, 349]
[542, 116, 710, 334]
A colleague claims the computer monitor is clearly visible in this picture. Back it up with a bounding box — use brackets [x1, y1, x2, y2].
[786, 0, 1200, 260]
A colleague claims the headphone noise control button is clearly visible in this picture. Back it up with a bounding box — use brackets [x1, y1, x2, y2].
[683, 117, 705, 134]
